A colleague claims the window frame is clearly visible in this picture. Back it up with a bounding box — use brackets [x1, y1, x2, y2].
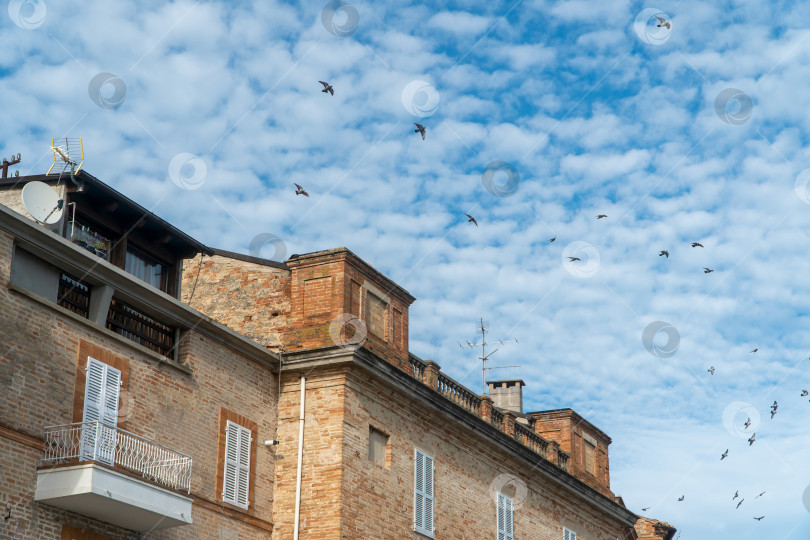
[368, 425, 390, 468]
[414, 448, 435, 537]
[222, 420, 252, 510]
[216, 409, 257, 513]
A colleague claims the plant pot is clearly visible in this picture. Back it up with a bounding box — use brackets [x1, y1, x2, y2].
[85, 245, 96, 255]
[73, 240, 87, 248]
[96, 250, 108, 260]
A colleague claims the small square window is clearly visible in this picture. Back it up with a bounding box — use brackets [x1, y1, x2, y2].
[368, 426, 389, 467]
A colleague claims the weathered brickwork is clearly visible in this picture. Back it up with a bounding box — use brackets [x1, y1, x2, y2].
[634, 516, 676, 540]
[180, 253, 291, 350]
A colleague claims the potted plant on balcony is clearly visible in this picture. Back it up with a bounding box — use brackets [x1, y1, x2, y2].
[94, 242, 108, 260]
[71, 236, 87, 249]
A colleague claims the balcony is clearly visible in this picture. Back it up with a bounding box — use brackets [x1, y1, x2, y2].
[35, 421, 193, 532]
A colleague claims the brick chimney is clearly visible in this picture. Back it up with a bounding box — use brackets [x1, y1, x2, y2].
[487, 379, 525, 414]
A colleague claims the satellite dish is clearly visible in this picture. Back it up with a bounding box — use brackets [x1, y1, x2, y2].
[21, 181, 64, 224]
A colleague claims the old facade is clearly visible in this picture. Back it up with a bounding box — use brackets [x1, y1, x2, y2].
[0, 170, 675, 539]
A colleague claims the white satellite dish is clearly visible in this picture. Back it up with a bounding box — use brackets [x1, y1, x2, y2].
[21, 181, 64, 224]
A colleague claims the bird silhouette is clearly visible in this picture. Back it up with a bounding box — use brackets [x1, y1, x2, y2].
[771, 400, 777, 409]
[677, 495, 684, 502]
[748, 432, 756, 446]
[659, 250, 669, 258]
[802, 390, 808, 397]
[755, 491, 765, 498]
[753, 516, 764, 521]
[319, 81, 334, 95]
[692, 242, 704, 248]
[655, 15, 671, 29]
[549, 236, 556, 243]
[567, 256, 582, 262]
[704, 267, 714, 273]
[294, 183, 309, 197]
[770, 409, 777, 419]
[751, 349, 759, 354]
[708, 366, 715, 375]
[732, 491, 739, 500]
[414, 123, 426, 140]
[721, 449, 728, 460]
[736, 499, 744, 509]
[743, 417, 751, 429]
[465, 213, 478, 226]
[597, 214, 607, 219]
[641, 507, 650, 512]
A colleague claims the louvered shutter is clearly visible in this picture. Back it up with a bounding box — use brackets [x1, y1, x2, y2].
[414, 449, 434, 536]
[497, 493, 514, 540]
[80, 357, 120, 464]
[564, 528, 577, 540]
[223, 420, 251, 509]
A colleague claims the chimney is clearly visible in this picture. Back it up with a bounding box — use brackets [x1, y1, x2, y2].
[487, 379, 525, 414]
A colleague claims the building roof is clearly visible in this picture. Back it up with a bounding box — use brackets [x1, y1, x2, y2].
[208, 247, 289, 270]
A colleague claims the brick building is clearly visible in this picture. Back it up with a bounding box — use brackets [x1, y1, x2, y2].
[0, 170, 675, 539]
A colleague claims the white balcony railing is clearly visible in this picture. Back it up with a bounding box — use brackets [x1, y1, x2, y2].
[42, 421, 192, 493]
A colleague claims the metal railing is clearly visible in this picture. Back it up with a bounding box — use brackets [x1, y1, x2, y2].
[514, 422, 548, 458]
[41, 421, 192, 493]
[437, 372, 482, 415]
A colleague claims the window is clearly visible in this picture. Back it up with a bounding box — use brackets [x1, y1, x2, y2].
[125, 247, 166, 291]
[497, 493, 514, 540]
[414, 449, 434, 536]
[365, 290, 387, 339]
[564, 527, 577, 540]
[57, 272, 90, 318]
[584, 439, 596, 475]
[81, 357, 121, 464]
[223, 420, 252, 510]
[105, 298, 175, 356]
[368, 426, 389, 467]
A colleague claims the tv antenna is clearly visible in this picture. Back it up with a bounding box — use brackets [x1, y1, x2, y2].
[47, 138, 84, 189]
[458, 318, 519, 395]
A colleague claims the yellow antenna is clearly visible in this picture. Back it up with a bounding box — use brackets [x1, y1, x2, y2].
[47, 138, 84, 176]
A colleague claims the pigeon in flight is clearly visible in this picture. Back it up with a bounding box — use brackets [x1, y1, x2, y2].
[659, 250, 669, 258]
[732, 491, 739, 500]
[755, 491, 765, 498]
[677, 495, 684, 502]
[655, 15, 671, 29]
[743, 417, 751, 429]
[751, 349, 759, 354]
[736, 499, 744, 509]
[771, 400, 777, 409]
[567, 256, 582, 262]
[748, 432, 756, 446]
[708, 366, 715, 375]
[704, 267, 714, 273]
[802, 390, 808, 397]
[753, 516, 764, 521]
[770, 409, 777, 419]
[465, 214, 478, 226]
[692, 242, 704, 248]
[549, 236, 556, 243]
[319, 81, 334, 95]
[641, 507, 650, 512]
[721, 449, 728, 460]
[414, 123, 426, 140]
[597, 214, 607, 219]
[294, 183, 309, 197]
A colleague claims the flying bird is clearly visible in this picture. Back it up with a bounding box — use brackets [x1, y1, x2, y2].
[755, 491, 765, 498]
[743, 417, 751, 429]
[641, 507, 650, 512]
[802, 390, 808, 397]
[692, 242, 704, 248]
[770, 409, 777, 419]
[319, 81, 334, 95]
[704, 267, 714, 273]
[414, 123, 426, 140]
[567, 257, 582, 262]
[659, 250, 669, 258]
[708, 366, 715, 375]
[753, 516, 764, 521]
[720, 449, 728, 460]
[751, 349, 759, 354]
[597, 214, 607, 219]
[677, 495, 684, 502]
[736, 499, 744, 509]
[655, 16, 671, 29]
[465, 214, 478, 226]
[549, 236, 556, 243]
[771, 400, 777, 409]
[294, 183, 309, 197]
[732, 491, 739, 500]
[748, 432, 756, 446]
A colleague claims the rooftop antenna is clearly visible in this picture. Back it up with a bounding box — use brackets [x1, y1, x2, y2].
[1, 153, 21, 178]
[47, 138, 84, 190]
[458, 318, 519, 395]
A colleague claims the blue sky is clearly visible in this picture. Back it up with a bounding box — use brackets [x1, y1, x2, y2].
[3, 0, 810, 538]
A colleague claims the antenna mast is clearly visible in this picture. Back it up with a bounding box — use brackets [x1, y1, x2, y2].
[459, 318, 519, 395]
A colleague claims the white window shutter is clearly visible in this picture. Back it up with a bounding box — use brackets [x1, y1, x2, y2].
[497, 493, 514, 540]
[564, 528, 577, 540]
[223, 421, 251, 510]
[81, 357, 121, 465]
[414, 449, 434, 536]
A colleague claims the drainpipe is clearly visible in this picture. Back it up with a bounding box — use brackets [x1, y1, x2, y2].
[293, 376, 306, 539]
